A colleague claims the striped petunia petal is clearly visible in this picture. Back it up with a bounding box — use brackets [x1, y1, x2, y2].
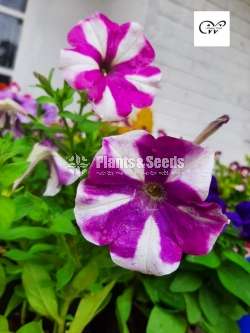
[60, 13, 161, 121]
[13, 143, 81, 196]
[74, 131, 228, 276]
[111, 214, 182, 276]
[111, 22, 148, 66]
[155, 135, 215, 200]
[60, 49, 100, 90]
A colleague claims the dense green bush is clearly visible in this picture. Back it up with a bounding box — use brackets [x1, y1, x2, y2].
[0, 73, 249, 333]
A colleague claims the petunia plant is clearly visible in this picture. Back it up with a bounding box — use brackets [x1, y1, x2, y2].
[0, 12, 249, 333]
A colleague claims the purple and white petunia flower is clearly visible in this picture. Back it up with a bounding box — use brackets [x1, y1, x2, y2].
[14, 142, 81, 196]
[42, 103, 59, 126]
[0, 83, 37, 136]
[75, 130, 228, 276]
[60, 13, 161, 121]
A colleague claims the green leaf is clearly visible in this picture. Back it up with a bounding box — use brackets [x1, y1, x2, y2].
[68, 281, 115, 333]
[199, 287, 220, 325]
[4, 244, 55, 262]
[0, 315, 10, 333]
[218, 262, 250, 306]
[4, 249, 34, 261]
[0, 265, 6, 297]
[56, 257, 75, 290]
[142, 278, 185, 310]
[0, 226, 50, 240]
[4, 291, 22, 317]
[202, 316, 240, 333]
[14, 195, 34, 220]
[184, 293, 201, 324]
[0, 162, 28, 187]
[37, 96, 55, 104]
[221, 301, 247, 321]
[16, 321, 44, 333]
[71, 261, 99, 295]
[50, 211, 76, 235]
[223, 250, 250, 273]
[22, 263, 60, 322]
[34, 72, 54, 96]
[116, 288, 133, 333]
[146, 306, 187, 333]
[25, 193, 48, 221]
[186, 251, 220, 268]
[0, 196, 16, 230]
[29, 243, 55, 254]
[170, 272, 202, 293]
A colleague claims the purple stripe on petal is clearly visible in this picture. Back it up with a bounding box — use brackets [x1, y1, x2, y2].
[81, 13, 109, 59]
[113, 40, 156, 73]
[111, 22, 148, 66]
[167, 180, 203, 205]
[135, 131, 168, 183]
[75, 181, 134, 245]
[60, 49, 100, 90]
[67, 22, 102, 64]
[107, 75, 153, 118]
[109, 196, 149, 258]
[105, 21, 129, 64]
[74, 70, 106, 102]
[111, 215, 181, 276]
[160, 201, 228, 255]
[154, 210, 182, 265]
[156, 135, 214, 200]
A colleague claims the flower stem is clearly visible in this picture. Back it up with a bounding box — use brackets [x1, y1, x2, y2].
[193, 114, 230, 145]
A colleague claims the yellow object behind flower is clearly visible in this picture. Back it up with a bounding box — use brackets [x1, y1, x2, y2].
[118, 108, 153, 134]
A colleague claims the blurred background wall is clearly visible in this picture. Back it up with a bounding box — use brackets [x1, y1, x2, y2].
[4, 0, 250, 162]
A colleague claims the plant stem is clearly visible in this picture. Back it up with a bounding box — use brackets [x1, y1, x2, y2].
[193, 114, 230, 145]
[20, 301, 27, 325]
[57, 299, 71, 333]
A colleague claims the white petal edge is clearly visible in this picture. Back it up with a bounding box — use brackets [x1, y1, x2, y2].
[52, 152, 82, 185]
[0, 98, 27, 115]
[43, 162, 61, 196]
[13, 144, 51, 190]
[112, 22, 145, 66]
[93, 85, 121, 121]
[168, 147, 215, 201]
[74, 181, 133, 245]
[81, 15, 108, 59]
[43, 152, 82, 196]
[125, 72, 162, 95]
[102, 130, 146, 182]
[60, 49, 99, 84]
[111, 215, 180, 276]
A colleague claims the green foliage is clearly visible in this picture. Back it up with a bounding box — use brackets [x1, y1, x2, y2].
[22, 263, 60, 322]
[116, 287, 133, 333]
[146, 306, 187, 333]
[68, 281, 115, 333]
[16, 321, 44, 333]
[0, 71, 249, 333]
[170, 272, 203, 293]
[184, 293, 201, 324]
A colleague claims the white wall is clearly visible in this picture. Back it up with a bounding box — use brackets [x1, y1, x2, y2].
[14, 0, 250, 163]
[14, 0, 147, 88]
[144, 0, 250, 163]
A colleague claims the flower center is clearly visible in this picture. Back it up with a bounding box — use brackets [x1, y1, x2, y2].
[143, 182, 165, 201]
[100, 61, 111, 75]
